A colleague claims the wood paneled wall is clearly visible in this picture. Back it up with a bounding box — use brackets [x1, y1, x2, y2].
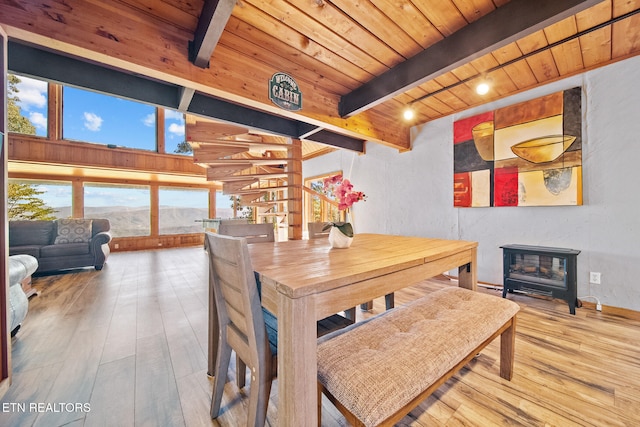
[8, 135, 205, 176]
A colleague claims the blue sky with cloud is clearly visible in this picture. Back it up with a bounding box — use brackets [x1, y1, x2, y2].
[10, 75, 233, 210]
[13, 75, 186, 152]
[13, 76, 48, 135]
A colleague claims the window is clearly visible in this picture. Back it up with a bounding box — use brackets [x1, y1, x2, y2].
[216, 190, 234, 218]
[8, 74, 48, 137]
[63, 87, 156, 150]
[163, 109, 188, 155]
[305, 175, 341, 224]
[8, 179, 71, 220]
[159, 187, 208, 234]
[84, 183, 150, 237]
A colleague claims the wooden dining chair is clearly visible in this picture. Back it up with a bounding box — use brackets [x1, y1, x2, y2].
[216, 223, 275, 390]
[207, 232, 274, 426]
[206, 232, 353, 425]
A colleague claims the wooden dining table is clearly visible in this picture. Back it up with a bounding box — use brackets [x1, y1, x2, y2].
[208, 233, 478, 426]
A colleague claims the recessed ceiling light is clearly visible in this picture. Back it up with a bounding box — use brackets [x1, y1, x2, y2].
[476, 82, 490, 95]
[403, 107, 415, 121]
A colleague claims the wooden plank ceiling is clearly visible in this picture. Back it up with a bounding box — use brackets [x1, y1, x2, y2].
[1, 0, 639, 155]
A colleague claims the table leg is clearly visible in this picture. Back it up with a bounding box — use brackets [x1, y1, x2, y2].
[277, 292, 318, 426]
[457, 247, 478, 291]
[360, 301, 373, 311]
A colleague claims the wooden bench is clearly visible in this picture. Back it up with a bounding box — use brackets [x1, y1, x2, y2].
[317, 286, 520, 427]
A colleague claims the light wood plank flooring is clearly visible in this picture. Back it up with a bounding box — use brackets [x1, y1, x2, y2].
[1, 247, 639, 426]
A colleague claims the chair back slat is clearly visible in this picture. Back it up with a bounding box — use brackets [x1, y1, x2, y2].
[218, 284, 249, 337]
[218, 223, 275, 243]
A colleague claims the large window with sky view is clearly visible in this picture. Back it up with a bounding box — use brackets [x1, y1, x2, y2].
[63, 87, 157, 150]
[8, 74, 222, 238]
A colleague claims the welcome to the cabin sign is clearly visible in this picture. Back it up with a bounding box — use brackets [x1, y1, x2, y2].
[269, 72, 302, 111]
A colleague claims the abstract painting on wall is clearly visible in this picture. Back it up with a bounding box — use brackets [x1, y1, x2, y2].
[453, 87, 582, 207]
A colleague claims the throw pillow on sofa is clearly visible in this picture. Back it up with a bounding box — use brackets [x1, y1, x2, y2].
[54, 219, 93, 244]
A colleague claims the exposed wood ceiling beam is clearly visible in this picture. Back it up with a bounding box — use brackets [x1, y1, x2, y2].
[8, 42, 365, 153]
[9, 42, 180, 108]
[178, 87, 195, 111]
[187, 92, 300, 139]
[188, 0, 235, 68]
[339, 0, 602, 117]
[295, 123, 363, 151]
[302, 129, 364, 153]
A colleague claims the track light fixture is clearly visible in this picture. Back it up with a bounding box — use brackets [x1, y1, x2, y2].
[399, 8, 640, 122]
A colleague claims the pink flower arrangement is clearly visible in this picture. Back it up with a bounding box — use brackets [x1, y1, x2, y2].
[323, 174, 367, 210]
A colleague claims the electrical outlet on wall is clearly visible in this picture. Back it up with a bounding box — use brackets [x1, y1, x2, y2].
[590, 272, 602, 285]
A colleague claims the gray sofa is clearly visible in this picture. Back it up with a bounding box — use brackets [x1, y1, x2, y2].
[9, 218, 112, 273]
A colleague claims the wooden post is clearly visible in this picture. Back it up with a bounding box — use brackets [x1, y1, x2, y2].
[287, 139, 302, 240]
[72, 179, 84, 218]
[48, 83, 62, 140]
[150, 184, 159, 237]
[209, 187, 217, 218]
[156, 108, 165, 154]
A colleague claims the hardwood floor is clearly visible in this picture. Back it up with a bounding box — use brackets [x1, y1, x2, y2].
[1, 246, 639, 426]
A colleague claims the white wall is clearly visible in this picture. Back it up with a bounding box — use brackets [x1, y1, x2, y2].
[304, 55, 640, 312]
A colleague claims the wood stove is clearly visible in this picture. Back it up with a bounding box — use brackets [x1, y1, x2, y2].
[501, 244, 580, 314]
